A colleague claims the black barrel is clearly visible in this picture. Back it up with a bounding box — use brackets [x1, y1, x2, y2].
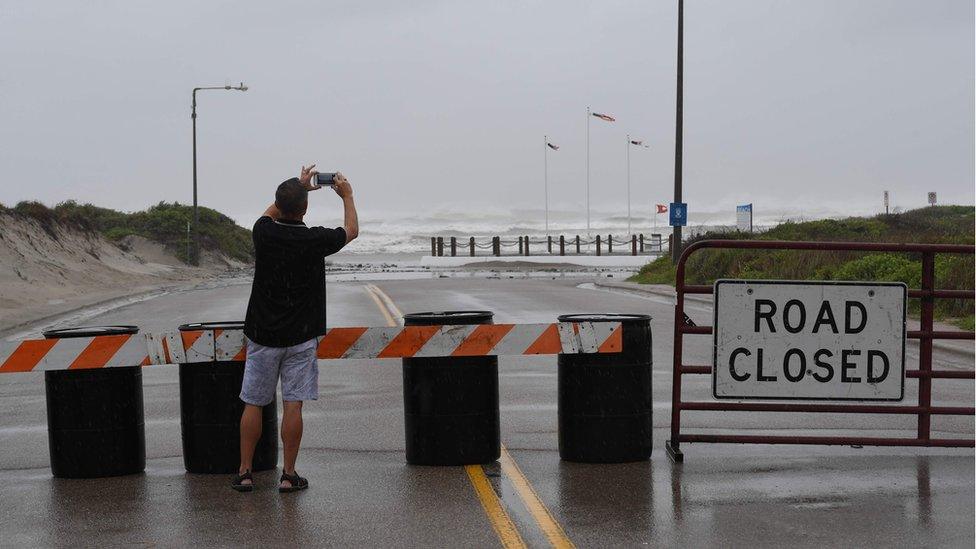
[43, 325, 146, 478]
[402, 311, 500, 465]
[178, 322, 278, 474]
[557, 313, 653, 463]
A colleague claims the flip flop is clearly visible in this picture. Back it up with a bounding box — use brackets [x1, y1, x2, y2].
[279, 470, 309, 493]
[232, 470, 254, 492]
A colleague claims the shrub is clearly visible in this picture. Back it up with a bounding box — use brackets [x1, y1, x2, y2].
[628, 206, 975, 319]
[5, 199, 253, 264]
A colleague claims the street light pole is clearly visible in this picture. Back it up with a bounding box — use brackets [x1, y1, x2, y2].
[671, 0, 684, 264]
[191, 90, 198, 265]
[191, 83, 248, 265]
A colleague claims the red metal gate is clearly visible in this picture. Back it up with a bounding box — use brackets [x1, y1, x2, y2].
[665, 240, 975, 462]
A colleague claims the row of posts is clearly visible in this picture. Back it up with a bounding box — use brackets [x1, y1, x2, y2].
[40, 314, 652, 478]
[430, 234, 663, 257]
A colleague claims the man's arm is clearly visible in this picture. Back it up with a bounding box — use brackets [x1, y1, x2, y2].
[332, 172, 359, 243]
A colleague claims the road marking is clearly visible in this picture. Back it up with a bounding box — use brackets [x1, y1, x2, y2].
[365, 284, 404, 324]
[500, 446, 575, 549]
[465, 465, 529, 549]
[363, 282, 574, 548]
[363, 285, 398, 327]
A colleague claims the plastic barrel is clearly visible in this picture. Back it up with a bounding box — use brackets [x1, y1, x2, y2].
[43, 325, 146, 478]
[178, 322, 278, 474]
[402, 311, 500, 465]
[557, 313, 653, 463]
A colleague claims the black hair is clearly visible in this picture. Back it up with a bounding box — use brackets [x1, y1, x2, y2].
[275, 178, 308, 218]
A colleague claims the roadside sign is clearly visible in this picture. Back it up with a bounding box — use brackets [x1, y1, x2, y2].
[736, 204, 753, 232]
[669, 202, 687, 226]
[712, 280, 906, 401]
[927, 192, 937, 206]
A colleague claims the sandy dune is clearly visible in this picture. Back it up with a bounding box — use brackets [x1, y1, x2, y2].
[0, 211, 246, 333]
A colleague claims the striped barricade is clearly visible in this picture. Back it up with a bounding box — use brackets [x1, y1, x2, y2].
[0, 322, 622, 373]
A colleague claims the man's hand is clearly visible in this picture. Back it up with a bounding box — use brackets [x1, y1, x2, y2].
[299, 164, 321, 191]
[332, 172, 353, 199]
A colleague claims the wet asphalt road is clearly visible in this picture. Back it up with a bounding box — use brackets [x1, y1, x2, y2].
[0, 276, 973, 547]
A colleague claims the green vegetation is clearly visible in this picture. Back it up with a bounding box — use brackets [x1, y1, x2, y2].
[0, 200, 253, 264]
[630, 206, 975, 321]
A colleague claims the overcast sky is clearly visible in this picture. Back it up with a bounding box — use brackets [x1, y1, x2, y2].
[1, 0, 973, 226]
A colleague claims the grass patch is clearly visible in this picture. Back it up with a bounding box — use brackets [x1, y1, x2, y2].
[951, 315, 975, 331]
[629, 206, 975, 319]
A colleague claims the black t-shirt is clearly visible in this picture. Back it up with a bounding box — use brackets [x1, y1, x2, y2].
[244, 216, 347, 347]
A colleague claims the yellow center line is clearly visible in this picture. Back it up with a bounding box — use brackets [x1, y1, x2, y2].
[465, 464, 529, 549]
[364, 282, 573, 548]
[366, 283, 404, 324]
[500, 445, 575, 549]
[363, 285, 397, 327]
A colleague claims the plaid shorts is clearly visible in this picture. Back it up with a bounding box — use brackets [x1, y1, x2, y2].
[240, 337, 319, 406]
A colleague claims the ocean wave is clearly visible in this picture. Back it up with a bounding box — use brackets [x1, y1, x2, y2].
[309, 206, 858, 254]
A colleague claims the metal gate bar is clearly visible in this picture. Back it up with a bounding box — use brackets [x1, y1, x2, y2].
[666, 240, 975, 462]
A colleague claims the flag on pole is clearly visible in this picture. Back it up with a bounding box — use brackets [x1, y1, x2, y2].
[547, 142, 559, 150]
[630, 139, 648, 148]
[591, 112, 615, 122]
[656, 204, 668, 214]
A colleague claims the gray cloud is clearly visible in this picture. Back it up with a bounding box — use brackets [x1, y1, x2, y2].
[0, 0, 972, 226]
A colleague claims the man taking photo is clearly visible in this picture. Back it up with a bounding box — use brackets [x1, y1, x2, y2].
[233, 165, 358, 492]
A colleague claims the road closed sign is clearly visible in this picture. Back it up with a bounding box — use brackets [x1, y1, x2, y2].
[713, 280, 906, 401]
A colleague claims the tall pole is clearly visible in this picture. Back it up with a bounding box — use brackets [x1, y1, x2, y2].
[585, 107, 591, 234]
[671, 0, 684, 264]
[189, 83, 248, 266]
[191, 90, 199, 266]
[626, 134, 632, 237]
[544, 135, 549, 235]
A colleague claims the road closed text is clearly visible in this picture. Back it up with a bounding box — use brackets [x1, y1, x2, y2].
[713, 281, 906, 401]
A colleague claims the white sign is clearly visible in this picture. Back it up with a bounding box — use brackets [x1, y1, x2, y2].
[736, 204, 753, 232]
[713, 280, 906, 401]
[927, 192, 937, 206]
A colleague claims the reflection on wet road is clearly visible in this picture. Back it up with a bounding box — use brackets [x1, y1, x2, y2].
[0, 276, 971, 547]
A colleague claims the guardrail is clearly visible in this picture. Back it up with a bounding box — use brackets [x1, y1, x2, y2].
[665, 240, 975, 462]
[429, 234, 665, 257]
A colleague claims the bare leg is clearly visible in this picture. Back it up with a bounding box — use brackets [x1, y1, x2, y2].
[280, 401, 304, 487]
[238, 404, 264, 483]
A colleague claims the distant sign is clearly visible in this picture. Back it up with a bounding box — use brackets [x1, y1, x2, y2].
[736, 204, 753, 232]
[669, 202, 687, 226]
[928, 192, 937, 206]
[712, 280, 906, 401]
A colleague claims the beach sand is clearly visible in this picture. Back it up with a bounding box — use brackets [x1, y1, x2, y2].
[0, 211, 244, 335]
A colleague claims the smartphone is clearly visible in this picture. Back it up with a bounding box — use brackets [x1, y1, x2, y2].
[314, 173, 336, 186]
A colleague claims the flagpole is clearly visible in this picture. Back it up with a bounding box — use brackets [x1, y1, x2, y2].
[585, 107, 590, 234]
[626, 134, 632, 237]
[544, 135, 549, 235]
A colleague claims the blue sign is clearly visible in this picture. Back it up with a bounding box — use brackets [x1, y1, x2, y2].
[669, 202, 687, 226]
[736, 203, 753, 232]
